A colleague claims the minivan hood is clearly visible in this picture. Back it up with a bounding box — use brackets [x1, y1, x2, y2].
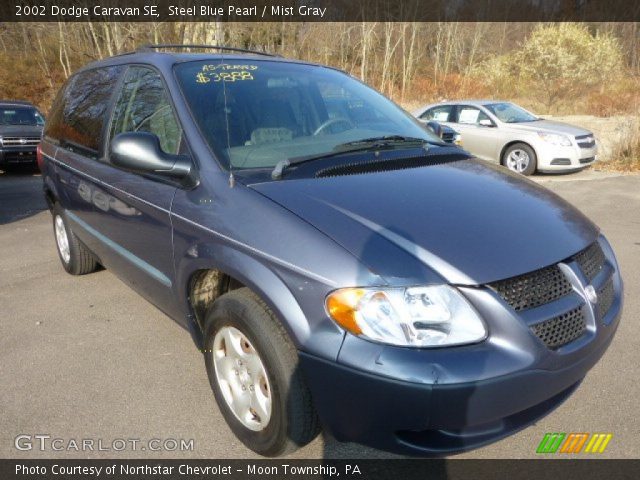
[250, 158, 599, 285]
[506, 119, 591, 137]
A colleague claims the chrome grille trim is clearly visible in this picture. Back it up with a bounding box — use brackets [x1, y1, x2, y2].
[1, 136, 40, 147]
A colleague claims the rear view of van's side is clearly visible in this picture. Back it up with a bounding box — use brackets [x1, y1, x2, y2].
[40, 47, 622, 457]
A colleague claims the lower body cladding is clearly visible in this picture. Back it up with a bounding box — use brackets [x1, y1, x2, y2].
[299, 272, 622, 455]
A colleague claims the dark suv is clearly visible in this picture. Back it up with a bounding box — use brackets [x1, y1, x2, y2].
[0, 100, 44, 171]
[40, 46, 623, 457]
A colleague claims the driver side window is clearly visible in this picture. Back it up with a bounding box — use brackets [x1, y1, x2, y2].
[109, 66, 182, 155]
[456, 106, 491, 126]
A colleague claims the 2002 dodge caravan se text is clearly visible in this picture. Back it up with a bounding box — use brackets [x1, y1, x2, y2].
[40, 46, 623, 457]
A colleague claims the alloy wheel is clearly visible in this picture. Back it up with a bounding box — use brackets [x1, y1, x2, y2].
[506, 149, 530, 173]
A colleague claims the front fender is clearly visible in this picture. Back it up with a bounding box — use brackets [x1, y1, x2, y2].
[174, 242, 348, 361]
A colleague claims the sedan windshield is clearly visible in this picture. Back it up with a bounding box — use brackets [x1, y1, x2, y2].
[175, 60, 441, 170]
[0, 107, 44, 126]
[484, 102, 538, 123]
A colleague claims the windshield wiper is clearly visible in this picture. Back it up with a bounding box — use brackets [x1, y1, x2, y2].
[271, 136, 438, 180]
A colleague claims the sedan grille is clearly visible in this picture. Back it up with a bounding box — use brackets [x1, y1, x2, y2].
[530, 307, 586, 350]
[573, 242, 605, 281]
[489, 264, 572, 312]
[575, 134, 595, 149]
[1, 136, 40, 147]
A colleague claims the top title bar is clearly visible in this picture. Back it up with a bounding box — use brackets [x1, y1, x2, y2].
[7, 0, 640, 22]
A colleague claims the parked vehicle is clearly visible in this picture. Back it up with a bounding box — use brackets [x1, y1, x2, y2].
[423, 120, 462, 146]
[0, 100, 44, 172]
[41, 46, 622, 457]
[413, 101, 598, 175]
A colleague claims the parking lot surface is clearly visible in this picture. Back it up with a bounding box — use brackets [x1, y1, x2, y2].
[1, 168, 638, 459]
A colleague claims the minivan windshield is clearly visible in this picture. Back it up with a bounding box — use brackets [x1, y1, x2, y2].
[0, 106, 44, 126]
[484, 102, 539, 123]
[175, 60, 442, 170]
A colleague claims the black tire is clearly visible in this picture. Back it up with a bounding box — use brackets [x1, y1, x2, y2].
[203, 288, 320, 457]
[502, 142, 537, 176]
[52, 203, 98, 275]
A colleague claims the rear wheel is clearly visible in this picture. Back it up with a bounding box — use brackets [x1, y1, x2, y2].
[502, 143, 537, 176]
[52, 204, 98, 275]
[204, 288, 320, 456]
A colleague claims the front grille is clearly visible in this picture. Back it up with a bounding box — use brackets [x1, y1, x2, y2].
[596, 278, 615, 320]
[490, 264, 572, 312]
[573, 242, 605, 281]
[530, 307, 586, 350]
[575, 134, 595, 149]
[1, 136, 40, 147]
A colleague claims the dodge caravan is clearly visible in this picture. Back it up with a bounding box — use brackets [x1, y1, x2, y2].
[40, 46, 623, 457]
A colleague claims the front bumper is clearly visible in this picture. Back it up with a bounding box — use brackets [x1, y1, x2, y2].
[0, 146, 38, 167]
[300, 239, 622, 456]
[535, 141, 598, 172]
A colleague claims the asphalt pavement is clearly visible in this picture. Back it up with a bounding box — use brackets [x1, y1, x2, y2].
[0, 167, 638, 459]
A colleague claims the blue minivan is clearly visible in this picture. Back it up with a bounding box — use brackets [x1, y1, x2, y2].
[40, 45, 623, 457]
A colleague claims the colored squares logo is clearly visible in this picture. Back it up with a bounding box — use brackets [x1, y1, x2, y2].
[537, 433, 612, 454]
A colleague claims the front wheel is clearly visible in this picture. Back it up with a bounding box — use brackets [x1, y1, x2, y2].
[203, 288, 320, 456]
[502, 143, 537, 176]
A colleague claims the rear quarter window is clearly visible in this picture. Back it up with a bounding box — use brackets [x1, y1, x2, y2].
[45, 66, 124, 158]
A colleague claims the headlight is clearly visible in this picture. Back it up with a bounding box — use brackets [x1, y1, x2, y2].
[538, 132, 572, 146]
[453, 133, 462, 146]
[326, 285, 486, 347]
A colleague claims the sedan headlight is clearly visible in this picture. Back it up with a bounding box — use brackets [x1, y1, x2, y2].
[538, 132, 572, 146]
[453, 133, 463, 146]
[326, 285, 486, 347]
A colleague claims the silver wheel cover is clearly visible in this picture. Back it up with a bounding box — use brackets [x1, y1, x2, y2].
[212, 326, 272, 431]
[54, 215, 71, 264]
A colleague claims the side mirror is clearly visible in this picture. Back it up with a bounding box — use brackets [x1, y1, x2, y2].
[110, 132, 196, 187]
[478, 119, 495, 127]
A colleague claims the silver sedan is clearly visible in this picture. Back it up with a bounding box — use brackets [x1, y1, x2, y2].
[413, 100, 598, 175]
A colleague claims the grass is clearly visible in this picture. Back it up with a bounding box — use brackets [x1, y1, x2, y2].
[596, 123, 640, 172]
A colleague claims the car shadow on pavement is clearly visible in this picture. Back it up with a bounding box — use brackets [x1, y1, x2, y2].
[0, 168, 48, 225]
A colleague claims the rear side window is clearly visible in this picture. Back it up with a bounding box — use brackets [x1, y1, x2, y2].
[45, 66, 124, 158]
[420, 105, 453, 122]
[109, 66, 182, 155]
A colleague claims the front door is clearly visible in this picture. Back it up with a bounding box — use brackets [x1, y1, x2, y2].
[452, 105, 499, 162]
[91, 65, 185, 318]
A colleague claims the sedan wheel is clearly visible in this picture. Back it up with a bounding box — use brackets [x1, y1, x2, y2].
[506, 149, 530, 173]
[502, 143, 537, 176]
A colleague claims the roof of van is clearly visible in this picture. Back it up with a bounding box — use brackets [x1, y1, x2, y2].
[75, 49, 322, 75]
